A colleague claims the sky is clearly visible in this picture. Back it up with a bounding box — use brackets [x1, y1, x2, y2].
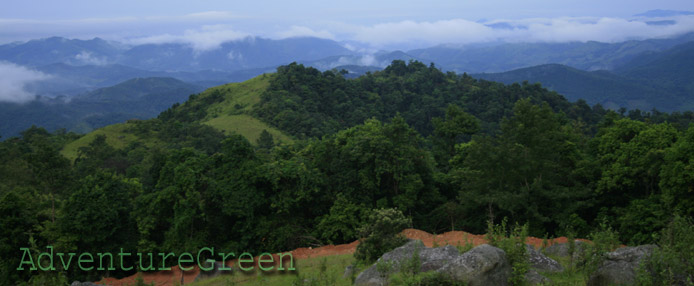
[2, 0, 694, 50]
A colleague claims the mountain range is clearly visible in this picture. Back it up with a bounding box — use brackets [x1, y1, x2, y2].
[2, 32, 694, 138]
[474, 41, 694, 111]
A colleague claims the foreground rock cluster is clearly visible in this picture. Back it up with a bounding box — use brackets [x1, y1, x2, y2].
[354, 240, 562, 286]
[353, 240, 657, 286]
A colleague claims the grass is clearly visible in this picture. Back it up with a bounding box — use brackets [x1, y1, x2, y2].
[204, 115, 292, 145]
[203, 74, 272, 117]
[200, 74, 292, 145]
[60, 74, 292, 159]
[538, 255, 587, 286]
[59, 123, 160, 161]
[190, 254, 355, 286]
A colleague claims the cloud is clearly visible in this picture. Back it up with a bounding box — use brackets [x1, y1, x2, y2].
[275, 26, 336, 40]
[0, 62, 51, 103]
[127, 25, 249, 51]
[347, 15, 694, 48]
[353, 19, 496, 48]
[74, 51, 108, 65]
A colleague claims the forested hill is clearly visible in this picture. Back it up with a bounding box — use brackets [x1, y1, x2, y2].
[3, 60, 694, 284]
[251, 61, 604, 138]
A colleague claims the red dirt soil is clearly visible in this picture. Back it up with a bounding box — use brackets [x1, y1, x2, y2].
[97, 228, 587, 286]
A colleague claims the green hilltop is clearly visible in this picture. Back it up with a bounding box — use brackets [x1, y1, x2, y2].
[60, 74, 291, 161]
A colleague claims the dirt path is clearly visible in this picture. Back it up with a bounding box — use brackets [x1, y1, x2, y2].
[98, 228, 584, 285]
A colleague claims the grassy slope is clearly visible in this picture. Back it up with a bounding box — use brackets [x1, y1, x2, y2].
[200, 74, 292, 144]
[60, 74, 292, 160]
[60, 123, 159, 161]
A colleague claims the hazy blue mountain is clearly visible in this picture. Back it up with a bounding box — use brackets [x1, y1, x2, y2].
[615, 41, 694, 99]
[25, 63, 273, 97]
[0, 37, 124, 67]
[474, 41, 694, 111]
[474, 64, 673, 110]
[119, 36, 354, 72]
[408, 33, 694, 73]
[0, 36, 352, 72]
[0, 77, 204, 138]
[634, 10, 694, 17]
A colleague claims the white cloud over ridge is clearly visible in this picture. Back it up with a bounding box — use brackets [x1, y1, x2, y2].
[126, 25, 249, 51]
[274, 26, 336, 40]
[0, 62, 51, 103]
[350, 15, 694, 48]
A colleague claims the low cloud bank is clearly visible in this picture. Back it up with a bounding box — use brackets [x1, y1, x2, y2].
[0, 62, 51, 103]
[352, 15, 694, 48]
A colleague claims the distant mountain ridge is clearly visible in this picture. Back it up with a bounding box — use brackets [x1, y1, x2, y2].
[0, 77, 204, 137]
[474, 41, 694, 111]
[408, 33, 694, 73]
[0, 36, 353, 72]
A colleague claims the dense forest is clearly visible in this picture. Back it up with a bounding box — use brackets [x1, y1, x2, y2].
[2, 61, 694, 284]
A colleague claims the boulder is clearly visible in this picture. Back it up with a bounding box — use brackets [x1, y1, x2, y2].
[354, 241, 512, 286]
[438, 244, 511, 286]
[525, 269, 551, 285]
[544, 240, 587, 259]
[354, 240, 459, 286]
[587, 245, 658, 286]
[526, 244, 563, 272]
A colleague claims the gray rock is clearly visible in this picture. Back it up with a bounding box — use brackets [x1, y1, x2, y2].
[525, 269, 551, 285]
[438, 244, 511, 286]
[527, 244, 563, 272]
[354, 241, 513, 286]
[194, 260, 234, 282]
[544, 240, 587, 258]
[587, 245, 658, 286]
[354, 240, 460, 286]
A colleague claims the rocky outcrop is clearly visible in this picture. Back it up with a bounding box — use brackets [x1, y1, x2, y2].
[544, 240, 587, 258]
[527, 244, 563, 273]
[587, 245, 657, 286]
[354, 240, 460, 286]
[525, 269, 550, 285]
[354, 240, 511, 286]
[439, 244, 511, 286]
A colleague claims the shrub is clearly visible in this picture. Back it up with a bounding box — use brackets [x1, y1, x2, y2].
[354, 208, 411, 264]
[637, 215, 694, 285]
[456, 234, 474, 254]
[486, 218, 530, 286]
[579, 221, 620, 279]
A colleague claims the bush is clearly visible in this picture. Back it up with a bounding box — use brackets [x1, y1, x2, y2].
[354, 208, 411, 264]
[486, 218, 530, 286]
[579, 221, 620, 279]
[637, 215, 694, 285]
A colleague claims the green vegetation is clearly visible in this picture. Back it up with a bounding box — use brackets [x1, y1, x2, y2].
[637, 216, 694, 285]
[2, 61, 694, 284]
[354, 208, 411, 264]
[486, 219, 530, 286]
[205, 115, 291, 145]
